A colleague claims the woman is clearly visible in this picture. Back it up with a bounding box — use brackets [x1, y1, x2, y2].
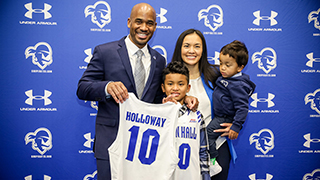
[171, 28, 232, 180]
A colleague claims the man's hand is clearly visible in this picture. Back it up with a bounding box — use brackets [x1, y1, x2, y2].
[107, 82, 129, 103]
[214, 123, 232, 137]
[184, 96, 199, 112]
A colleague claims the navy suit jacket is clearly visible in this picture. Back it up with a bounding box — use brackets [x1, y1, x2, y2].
[77, 36, 166, 160]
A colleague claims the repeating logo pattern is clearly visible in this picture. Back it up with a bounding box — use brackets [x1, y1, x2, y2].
[84, 1, 111, 28]
[306, 52, 320, 68]
[252, 47, 277, 74]
[253, 10, 278, 26]
[303, 133, 320, 148]
[25, 90, 52, 106]
[83, 132, 94, 148]
[25, 175, 51, 180]
[249, 173, 273, 180]
[25, 42, 53, 70]
[208, 51, 220, 65]
[198, 5, 223, 32]
[84, 48, 93, 63]
[305, 88, 320, 115]
[83, 170, 97, 180]
[249, 129, 275, 155]
[157, 8, 168, 23]
[250, 93, 275, 108]
[152, 45, 167, 62]
[308, 8, 320, 30]
[25, 127, 53, 155]
[303, 169, 320, 180]
[4, 1, 319, 179]
[24, 3, 52, 19]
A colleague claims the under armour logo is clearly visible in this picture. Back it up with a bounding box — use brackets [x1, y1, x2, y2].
[252, 47, 277, 74]
[208, 51, 220, 65]
[305, 88, 320, 115]
[84, 1, 111, 28]
[306, 52, 320, 68]
[25, 175, 51, 180]
[303, 133, 320, 148]
[249, 173, 273, 180]
[83, 170, 97, 180]
[253, 10, 278, 26]
[24, 3, 52, 19]
[157, 8, 167, 23]
[84, 48, 93, 63]
[303, 169, 320, 180]
[308, 8, 320, 30]
[198, 5, 223, 32]
[25, 127, 53, 155]
[25, 90, 52, 106]
[83, 132, 94, 148]
[250, 93, 275, 108]
[25, 42, 53, 70]
[249, 128, 275, 155]
[152, 45, 167, 63]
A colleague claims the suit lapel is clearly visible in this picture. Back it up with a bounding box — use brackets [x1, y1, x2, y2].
[141, 46, 157, 99]
[117, 38, 136, 90]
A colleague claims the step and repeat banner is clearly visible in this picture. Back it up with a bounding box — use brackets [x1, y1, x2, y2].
[0, 0, 319, 179]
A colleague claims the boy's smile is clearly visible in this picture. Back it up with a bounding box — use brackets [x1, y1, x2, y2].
[162, 73, 191, 105]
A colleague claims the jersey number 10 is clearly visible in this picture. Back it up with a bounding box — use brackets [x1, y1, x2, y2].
[126, 125, 159, 165]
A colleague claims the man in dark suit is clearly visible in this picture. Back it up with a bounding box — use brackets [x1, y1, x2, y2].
[77, 3, 197, 180]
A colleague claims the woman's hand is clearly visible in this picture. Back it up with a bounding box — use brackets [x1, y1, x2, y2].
[214, 123, 232, 137]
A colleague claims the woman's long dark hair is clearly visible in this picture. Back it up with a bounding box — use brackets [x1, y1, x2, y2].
[171, 28, 219, 89]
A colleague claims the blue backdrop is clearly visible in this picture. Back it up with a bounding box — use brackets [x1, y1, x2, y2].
[1, 0, 320, 179]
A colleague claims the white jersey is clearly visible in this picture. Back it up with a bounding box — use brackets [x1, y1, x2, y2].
[171, 107, 202, 180]
[108, 93, 180, 180]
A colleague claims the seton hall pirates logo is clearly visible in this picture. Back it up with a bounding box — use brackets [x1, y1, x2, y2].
[249, 129, 275, 155]
[252, 47, 277, 74]
[198, 5, 223, 32]
[25, 127, 53, 155]
[303, 169, 320, 180]
[84, 1, 111, 28]
[25, 42, 53, 70]
[308, 8, 320, 30]
[83, 170, 97, 180]
[305, 88, 320, 115]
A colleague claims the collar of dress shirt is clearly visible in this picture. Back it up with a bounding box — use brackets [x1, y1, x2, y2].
[125, 35, 149, 58]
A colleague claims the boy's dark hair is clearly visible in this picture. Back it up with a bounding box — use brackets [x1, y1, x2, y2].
[220, 40, 248, 67]
[162, 61, 189, 84]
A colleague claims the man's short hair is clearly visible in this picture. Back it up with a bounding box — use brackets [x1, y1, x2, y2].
[162, 61, 189, 83]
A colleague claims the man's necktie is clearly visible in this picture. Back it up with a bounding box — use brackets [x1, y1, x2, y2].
[134, 50, 145, 99]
